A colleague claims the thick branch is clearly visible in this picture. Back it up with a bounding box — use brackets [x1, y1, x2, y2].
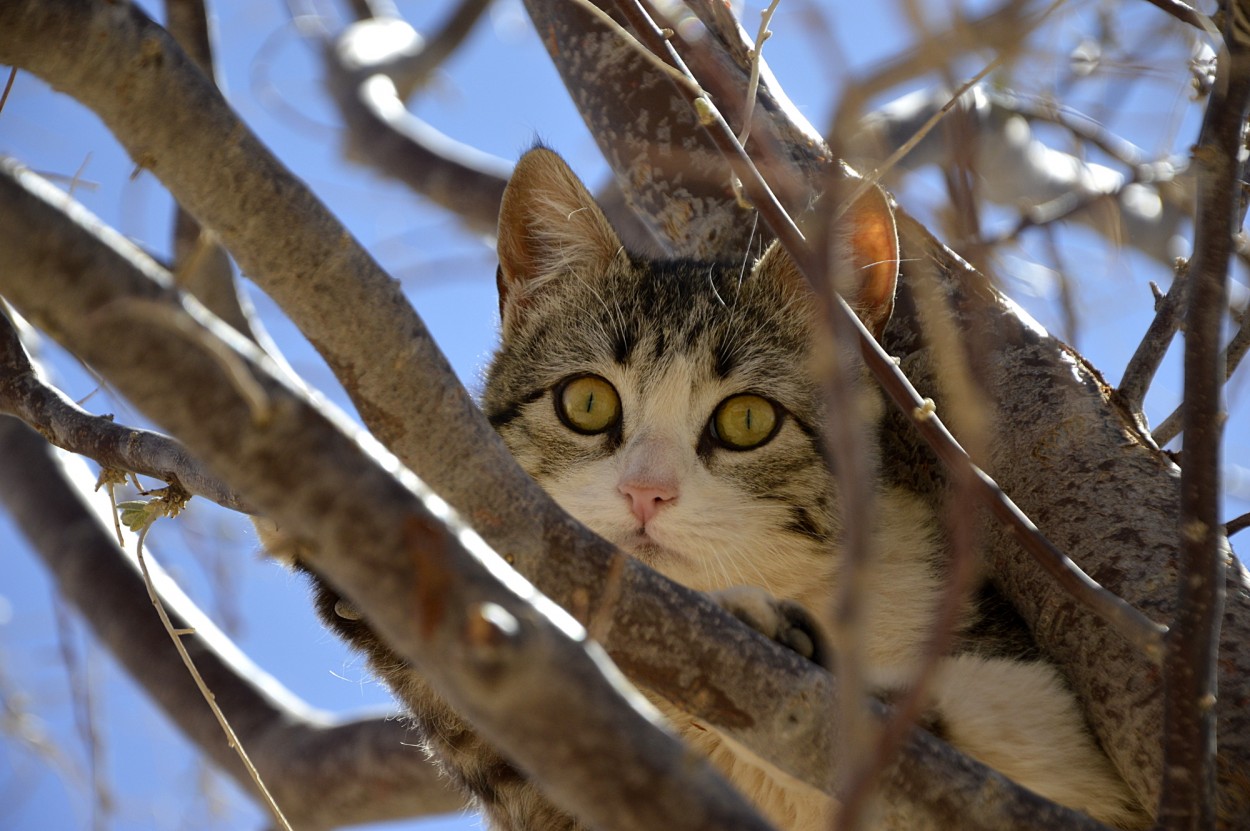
[164, 0, 272, 346]
[0, 415, 463, 830]
[0, 0, 841, 800]
[6, 0, 1250, 825]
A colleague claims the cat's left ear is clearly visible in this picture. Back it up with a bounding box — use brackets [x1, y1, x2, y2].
[496, 147, 624, 333]
[755, 181, 899, 340]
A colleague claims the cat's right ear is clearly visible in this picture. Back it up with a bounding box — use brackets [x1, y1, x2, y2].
[496, 148, 624, 333]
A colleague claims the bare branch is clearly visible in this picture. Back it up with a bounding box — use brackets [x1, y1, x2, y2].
[324, 15, 510, 235]
[1120, 262, 1189, 422]
[1156, 21, 1250, 826]
[164, 0, 275, 346]
[8, 0, 1250, 824]
[1152, 303, 1249, 445]
[0, 305, 250, 513]
[0, 133, 1129, 831]
[0, 416, 465, 829]
[1136, 0, 1213, 32]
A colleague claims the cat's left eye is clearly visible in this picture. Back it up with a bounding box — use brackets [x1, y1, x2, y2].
[555, 374, 621, 435]
[710, 394, 780, 450]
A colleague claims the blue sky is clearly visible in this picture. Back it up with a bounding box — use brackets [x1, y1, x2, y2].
[1, 1, 1245, 829]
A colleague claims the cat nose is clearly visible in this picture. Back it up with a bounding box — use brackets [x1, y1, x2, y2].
[619, 480, 677, 525]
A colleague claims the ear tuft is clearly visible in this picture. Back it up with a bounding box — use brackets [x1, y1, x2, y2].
[496, 148, 623, 332]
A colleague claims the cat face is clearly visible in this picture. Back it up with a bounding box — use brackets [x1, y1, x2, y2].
[483, 148, 897, 606]
[483, 251, 839, 601]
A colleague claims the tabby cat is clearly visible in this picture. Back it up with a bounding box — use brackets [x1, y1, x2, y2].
[297, 147, 1148, 830]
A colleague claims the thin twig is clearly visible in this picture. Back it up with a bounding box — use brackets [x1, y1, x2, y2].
[737, 0, 779, 147]
[1227, 512, 1250, 537]
[1135, 0, 1214, 32]
[1120, 260, 1189, 420]
[52, 597, 112, 831]
[0, 66, 16, 115]
[129, 518, 294, 831]
[1153, 304, 1250, 444]
[1008, 95, 1149, 168]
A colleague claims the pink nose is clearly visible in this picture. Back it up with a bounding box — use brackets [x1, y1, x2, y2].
[619, 481, 677, 525]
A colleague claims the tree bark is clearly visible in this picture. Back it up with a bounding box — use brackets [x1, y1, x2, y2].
[0, 415, 464, 830]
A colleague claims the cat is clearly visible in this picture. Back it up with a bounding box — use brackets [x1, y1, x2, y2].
[291, 147, 1149, 830]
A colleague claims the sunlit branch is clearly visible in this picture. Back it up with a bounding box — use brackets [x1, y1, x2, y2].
[0, 306, 250, 513]
[0, 416, 464, 828]
[1119, 264, 1188, 422]
[0, 156, 778, 831]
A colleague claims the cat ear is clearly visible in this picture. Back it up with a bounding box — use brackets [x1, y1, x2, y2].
[842, 182, 899, 339]
[496, 147, 624, 331]
[754, 181, 899, 340]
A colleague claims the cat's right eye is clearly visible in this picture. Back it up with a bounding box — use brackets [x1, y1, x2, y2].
[555, 375, 621, 435]
[710, 393, 780, 450]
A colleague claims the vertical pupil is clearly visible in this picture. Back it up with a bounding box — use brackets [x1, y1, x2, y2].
[744, 407, 752, 431]
[584, 391, 595, 414]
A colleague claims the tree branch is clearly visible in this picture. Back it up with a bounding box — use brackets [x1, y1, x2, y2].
[323, 14, 510, 236]
[1151, 304, 1249, 445]
[1120, 263, 1188, 422]
[6, 0, 1250, 825]
[165, 0, 277, 350]
[0, 415, 464, 830]
[0, 305, 250, 513]
[1135, 0, 1212, 31]
[1156, 18, 1250, 826]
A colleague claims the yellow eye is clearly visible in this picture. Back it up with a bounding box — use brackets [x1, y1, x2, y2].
[712, 394, 779, 450]
[556, 375, 621, 434]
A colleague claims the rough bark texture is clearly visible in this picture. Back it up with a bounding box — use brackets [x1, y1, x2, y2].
[0, 415, 464, 830]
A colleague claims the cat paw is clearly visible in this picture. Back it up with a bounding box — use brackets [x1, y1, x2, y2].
[711, 586, 832, 670]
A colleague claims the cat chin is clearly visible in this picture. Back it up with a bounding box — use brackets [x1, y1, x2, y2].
[617, 535, 685, 570]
